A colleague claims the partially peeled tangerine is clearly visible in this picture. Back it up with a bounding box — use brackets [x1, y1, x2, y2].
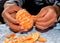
[16, 9, 34, 32]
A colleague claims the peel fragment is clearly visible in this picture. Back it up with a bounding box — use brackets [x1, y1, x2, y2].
[4, 32, 47, 43]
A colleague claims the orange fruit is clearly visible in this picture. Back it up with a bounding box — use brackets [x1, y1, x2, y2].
[16, 9, 34, 32]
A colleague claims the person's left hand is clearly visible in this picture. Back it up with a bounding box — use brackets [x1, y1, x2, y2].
[35, 6, 58, 30]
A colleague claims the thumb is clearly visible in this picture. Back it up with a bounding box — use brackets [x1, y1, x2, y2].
[37, 7, 48, 18]
[12, 4, 22, 12]
[3, 12, 19, 24]
[36, 7, 48, 21]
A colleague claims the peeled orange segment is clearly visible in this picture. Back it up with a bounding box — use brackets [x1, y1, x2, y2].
[16, 9, 34, 32]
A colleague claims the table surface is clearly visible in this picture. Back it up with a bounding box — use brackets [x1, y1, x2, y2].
[0, 24, 60, 43]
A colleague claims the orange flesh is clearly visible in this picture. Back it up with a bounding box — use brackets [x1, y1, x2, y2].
[16, 9, 33, 31]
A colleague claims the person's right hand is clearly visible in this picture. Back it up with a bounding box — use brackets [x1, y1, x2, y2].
[2, 4, 24, 32]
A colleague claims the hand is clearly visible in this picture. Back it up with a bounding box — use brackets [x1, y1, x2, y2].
[35, 6, 58, 30]
[2, 4, 24, 32]
[2, 4, 21, 24]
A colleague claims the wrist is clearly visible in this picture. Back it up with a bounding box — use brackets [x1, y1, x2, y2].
[52, 5, 60, 22]
[4, 4, 16, 9]
[53, 5, 60, 16]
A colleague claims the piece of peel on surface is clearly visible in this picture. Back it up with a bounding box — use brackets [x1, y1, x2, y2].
[16, 9, 34, 32]
[4, 32, 47, 43]
[38, 36, 47, 42]
[5, 33, 15, 39]
[31, 32, 40, 41]
[4, 38, 9, 43]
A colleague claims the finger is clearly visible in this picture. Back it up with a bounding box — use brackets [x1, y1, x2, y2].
[37, 9, 57, 22]
[36, 18, 57, 27]
[36, 23, 54, 30]
[13, 5, 22, 11]
[11, 12, 16, 19]
[36, 18, 57, 30]
[2, 12, 19, 24]
[36, 24, 48, 30]
[2, 14, 24, 32]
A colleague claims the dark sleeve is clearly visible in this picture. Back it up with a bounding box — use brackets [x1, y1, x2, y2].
[46, 0, 60, 7]
[0, 1, 5, 23]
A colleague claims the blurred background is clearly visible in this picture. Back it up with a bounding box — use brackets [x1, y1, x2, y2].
[0, 0, 7, 24]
